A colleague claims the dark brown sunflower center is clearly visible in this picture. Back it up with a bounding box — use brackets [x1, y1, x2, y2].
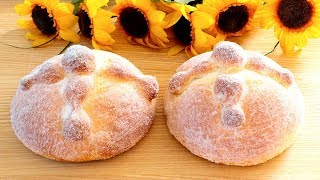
[217, 5, 249, 33]
[77, 9, 92, 38]
[277, 0, 313, 29]
[119, 7, 149, 38]
[31, 5, 57, 35]
[173, 16, 192, 45]
[187, 0, 203, 7]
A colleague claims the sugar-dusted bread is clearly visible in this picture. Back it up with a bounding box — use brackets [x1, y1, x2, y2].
[10, 45, 159, 162]
[165, 41, 304, 166]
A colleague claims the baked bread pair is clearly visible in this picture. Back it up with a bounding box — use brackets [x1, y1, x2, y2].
[11, 42, 303, 165]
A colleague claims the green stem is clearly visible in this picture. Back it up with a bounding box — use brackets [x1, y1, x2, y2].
[265, 41, 280, 56]
[0, 34, 59, 49]
[58, 31, 81, 55]
[58, 41, 73, 55]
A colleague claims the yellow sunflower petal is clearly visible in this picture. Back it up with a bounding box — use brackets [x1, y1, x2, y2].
[25, 31, 44, 40]
[92, 37, 112, 51]
[185, 46, 194, 57]
[295, 33, 308, 48]
[163, 11, 182, 29]
[255, 7, 276, 29]
[43, 0, 59, 10]
[115, 0, 125, 4]
[134, 38, 148, 46]
[28, 0, 42, 4]
[93, 9, 116, 33]
[150, 26, 169, 42]
[52, 3, 74, 18]
[59, 29, 80, 43]
[196, 4, 215, 16]
[155, 1, 175, 13]
[135, 0, 155, 11]
[86, 0, 109, 18]
[191, 11, 214, 29]
[200, 0, 262, 37]
[185, 4, 196, 12]
[193, 29, 217, 53]
[15, 3, 32, 15]
[144, 36, 160, 48]
[28, 0, 57, 10]
[148, 10, 166, 25]
[168, 44, 185, 56]
[127, 36, 138, 45]
[93, 29, 115, 45]
[306, 26, 320, 38]
[261, 19, 276, 30]
[274, 25, 282, 39]
[32, 37, 54, 47]
[264, 0, 278, 4]
[150, 34, 166, 48]
[17, 19, 36, 29]
[26, 31, 54, 47]
[194, 29, 208, 46]
[114, 0, 168, 48]
[190, 44, 199, 55]
[180, 5, 190, 21]
[206, 33, 227, 49]
[55, 14, 78, 30]
[279, 33, 294, 53]
[23, 0, 33, 6]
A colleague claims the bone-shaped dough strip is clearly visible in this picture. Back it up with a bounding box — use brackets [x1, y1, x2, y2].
[169, 60, 217, 94]
[245, 52, 293, 87]
[104, 59, 159, 101]
[20, 56, 64, 91]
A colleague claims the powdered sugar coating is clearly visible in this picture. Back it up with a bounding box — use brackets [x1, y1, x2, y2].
[165, 41, 303, 166]
[169, 60, 216, 94]
[214, 75, 244, 104]
[64, 76, 94, 107]
[10, 45, 159, 162]
[62, 108, 91, 141]
[212, 41, 246, 71]
[214, 75, 246, 128]
[20, 55, 64, 91]
[62, 75, 93, 141]
[105, 59, 159, 101]
[136, 75, 159, 101]
[62, 45, 95, 74]
[245, 51, 293, 86]
[221, 105, 245, 128]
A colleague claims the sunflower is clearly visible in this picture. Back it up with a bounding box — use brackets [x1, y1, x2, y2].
[156, 1, 216, 57]
[255, 0, 320, 53]
[112, 0, 169, 48]
[197, 0, 262, 41]
[15, 0, 80, 47]
[77, 0, 116, 51]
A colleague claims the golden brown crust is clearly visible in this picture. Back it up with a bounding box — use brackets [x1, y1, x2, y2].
[10, 45, 159, 162]
[20, 56, 65, 91]
[105, 59, 159, 101]
[165, 41, 303, 166]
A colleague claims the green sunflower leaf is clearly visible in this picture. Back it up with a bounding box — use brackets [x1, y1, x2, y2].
[72, 0, 84, 15]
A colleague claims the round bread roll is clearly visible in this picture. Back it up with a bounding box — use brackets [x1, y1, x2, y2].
[165, 41, 304, 166]
[10, 45, 159, 162]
